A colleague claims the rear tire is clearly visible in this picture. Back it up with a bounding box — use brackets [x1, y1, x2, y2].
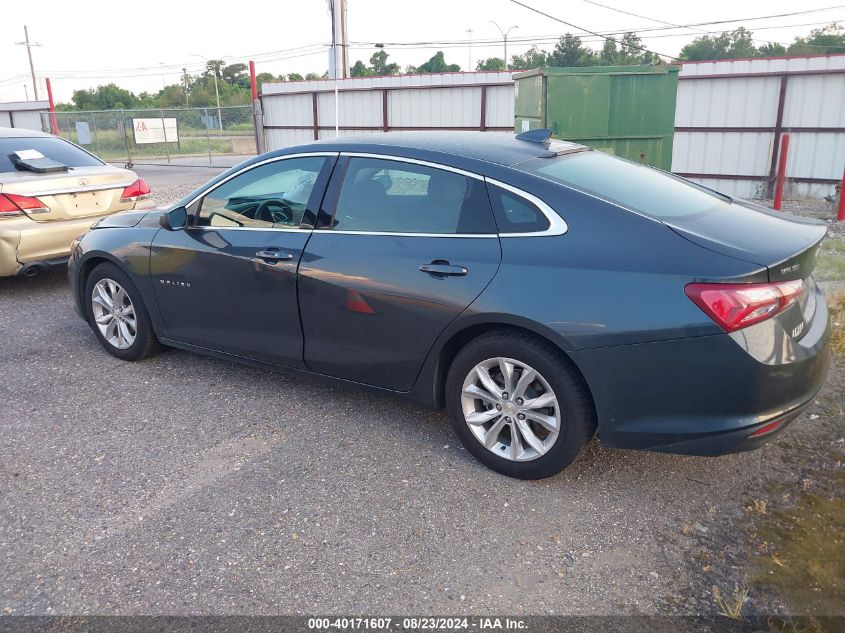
[84, 262, 159, 361]
[446, 330, 595, 479]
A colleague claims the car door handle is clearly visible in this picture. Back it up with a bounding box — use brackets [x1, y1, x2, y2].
[255, 249, 293, 261]
[419, 263, 467, 277]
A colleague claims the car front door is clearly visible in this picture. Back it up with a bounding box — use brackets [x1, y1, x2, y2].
[150, 153, 336, 368]
[297, 155, 502, 391]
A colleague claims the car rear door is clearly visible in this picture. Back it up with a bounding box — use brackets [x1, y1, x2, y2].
[149, 153, 336, 368]
[297, 155, 501, 391]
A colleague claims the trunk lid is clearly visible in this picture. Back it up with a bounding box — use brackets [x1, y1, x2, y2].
[665, 200, 826, 282]
[0, 165, 138, 222]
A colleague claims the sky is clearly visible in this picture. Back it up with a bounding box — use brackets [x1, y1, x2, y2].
[0, 0, 843, 103]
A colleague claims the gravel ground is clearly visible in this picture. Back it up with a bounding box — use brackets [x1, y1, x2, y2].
[1, 172, 842, 617]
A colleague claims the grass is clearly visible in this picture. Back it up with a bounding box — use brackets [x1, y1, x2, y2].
[823, 238, 845, 256]
[815, 238, 845, 283]
[745, 298, 844, 621]
[829, 292, 845, 359]
[53, 127, 250, 161]
[713, 586, 749, 619]
[751, 478, 845, 617]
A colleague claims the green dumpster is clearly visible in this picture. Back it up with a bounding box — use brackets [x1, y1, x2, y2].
[514, 65, 680, 171]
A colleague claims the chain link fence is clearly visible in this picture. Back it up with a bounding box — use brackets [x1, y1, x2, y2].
[42, 106, 257, 167]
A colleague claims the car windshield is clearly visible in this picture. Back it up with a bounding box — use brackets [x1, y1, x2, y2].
[515, 150, 733, 220]
[0, 137, 103, 173]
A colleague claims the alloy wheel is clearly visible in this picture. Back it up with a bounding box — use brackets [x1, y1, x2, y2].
[91, 278, 137, 350]
[460, 357, 561, 461]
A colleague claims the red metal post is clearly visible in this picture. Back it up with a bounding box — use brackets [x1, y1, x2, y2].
[838, 165, 845, 222]
[773, 132, 790, 211]
[382, 89, 388, 132]
[45, 78, 59, 135]
[249, 61, 260, 154]
[249, 61, 258, 102]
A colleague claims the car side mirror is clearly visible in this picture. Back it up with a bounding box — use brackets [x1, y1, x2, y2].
[159, 206, 187, 231]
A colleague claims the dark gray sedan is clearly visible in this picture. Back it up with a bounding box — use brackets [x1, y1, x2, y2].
[69, 131, 830, 479]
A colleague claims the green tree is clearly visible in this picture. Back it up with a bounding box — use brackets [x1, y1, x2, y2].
[415, 51, 460, 73]
[599, 39, 619, 65]
[221, 63, 248, 87]
[510, 46, 547, 70]
[204, 59, 225, 78]
[757, 42, 787, 57]
[789, 23, 845, 55]
[619, 33, 659, 64]
[350, 60, 372, 77]
[255, 72, 277, 85]
[305, 72, 323, 80]
[71, 83, 139, 110]
[157, 84, 188, 108]
[287, 73, 304, 81]
[680, 28, 756, 61]
[476, 57, 506, 71]
[547, 34, 596, 67]
[370, 50, 400, 75]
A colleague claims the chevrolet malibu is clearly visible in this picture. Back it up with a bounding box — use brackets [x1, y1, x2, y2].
[68, 131, 830, 479]
[0, 127, 152, 277]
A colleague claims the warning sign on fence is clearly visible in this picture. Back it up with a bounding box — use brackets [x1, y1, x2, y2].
[132, 118, 178, 144]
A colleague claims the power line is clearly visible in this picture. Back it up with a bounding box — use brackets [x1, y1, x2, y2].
[349, 18, 841, 51]
[14, 25, 41, 100]
[576, 0, 843, 48]
[509, 0, 682, 59]
[37, 44, 329, 78]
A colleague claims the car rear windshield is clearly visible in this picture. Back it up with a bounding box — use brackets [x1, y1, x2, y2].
[0, 137, 103, 173]
[515, 150, 732, 219]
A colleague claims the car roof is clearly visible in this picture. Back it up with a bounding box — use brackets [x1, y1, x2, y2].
[0, 126, 53, 139]
[284, 131, 584, 167]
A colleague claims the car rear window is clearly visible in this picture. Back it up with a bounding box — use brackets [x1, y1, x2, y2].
[0, 137, 104, 173]
[515, 150, 732, 219]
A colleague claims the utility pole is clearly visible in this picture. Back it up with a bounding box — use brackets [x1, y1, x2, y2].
[192, 55, 223, 131]
[15, 25, 41, 101]
[182, 68, 189, 107]
[327, 0, 349, 79]
[490, 21, 518, 70]
[466, 29, 474, 70]
[23, 84, 29, 101]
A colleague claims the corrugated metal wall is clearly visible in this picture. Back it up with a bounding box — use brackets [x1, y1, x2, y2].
[673, 54, 845, 199]
[261, 72, 514, 150]
[0, 101, 49, 130]
[261, 56, 845, 200]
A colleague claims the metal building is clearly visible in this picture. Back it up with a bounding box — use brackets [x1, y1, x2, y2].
[672, 53, 845, 199]
[260, 72, 515, 149]
[0, 101, 49, 130]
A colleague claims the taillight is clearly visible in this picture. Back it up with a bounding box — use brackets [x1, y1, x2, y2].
[0, 193, 50, 216]
[685, 280, 805, 332]
[120, 178, 151, 203]
[750, 419, 784, 438]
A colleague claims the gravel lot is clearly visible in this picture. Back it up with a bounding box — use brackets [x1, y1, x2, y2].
[0, 169, 841, 617]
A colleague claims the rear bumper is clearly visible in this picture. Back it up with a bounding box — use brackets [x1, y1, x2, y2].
[570, 285, 831, 456]
[0, 215, 101, 277]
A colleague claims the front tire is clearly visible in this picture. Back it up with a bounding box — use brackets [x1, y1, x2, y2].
[84, 262, 159, 361]
[446, 330, 595, 479]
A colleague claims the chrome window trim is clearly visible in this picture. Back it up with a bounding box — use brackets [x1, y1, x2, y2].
[484, 178, 568, 237]
[318, 230, 498, 238]
[330, 153, 567, 238]
[192, 226, 307, 233]
[181, 150, 568, 238]
[339, 152, 484, 181]
[184, 151, 339, 231]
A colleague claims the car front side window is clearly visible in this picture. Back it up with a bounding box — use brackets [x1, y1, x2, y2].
[331, 157, 495, 235]
[197, 157, 326, 229]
